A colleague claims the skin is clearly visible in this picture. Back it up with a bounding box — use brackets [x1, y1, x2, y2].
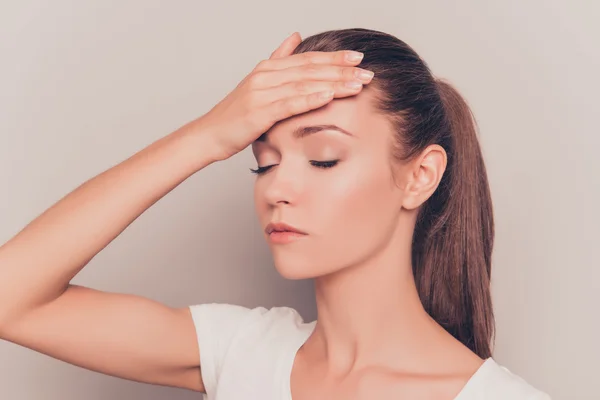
[0, 32, 483, 399]
[253, 86, 484, 399]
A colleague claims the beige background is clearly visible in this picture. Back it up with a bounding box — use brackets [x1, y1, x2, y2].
[1, 1, 598, 399]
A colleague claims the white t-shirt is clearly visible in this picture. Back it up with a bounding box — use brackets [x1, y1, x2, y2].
[189, 303, 551, 400]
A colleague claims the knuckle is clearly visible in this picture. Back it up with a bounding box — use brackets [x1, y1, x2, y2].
[255, 59, 270, 71]
[303, 64, 319, 74]
[308, 91, 321, 105]
[342, 67, 352, 80]
[294, 81, 308, 93]
[301, 52, 314, 63]
[282, 98, 295, 113]
[270, 100, 287, 121]
[283, 98, 297, 115]
[247, 71, 264, 88]
[288, 102, 300, 114]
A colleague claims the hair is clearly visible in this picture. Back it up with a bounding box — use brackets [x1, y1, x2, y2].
[293, 28, 495, 358]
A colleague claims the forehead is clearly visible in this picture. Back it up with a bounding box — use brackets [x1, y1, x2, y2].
[259, 87, 392, 143]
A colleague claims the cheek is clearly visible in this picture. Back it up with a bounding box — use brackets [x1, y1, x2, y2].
[333, 167, 396, 229]
[307, 159, 400, 269]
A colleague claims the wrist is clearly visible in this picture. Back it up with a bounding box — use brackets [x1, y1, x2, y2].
[178, 115, 232, 163]
[168, 119, 224, 169]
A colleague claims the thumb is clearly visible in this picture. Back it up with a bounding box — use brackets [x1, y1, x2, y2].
[269, 32, 302, 59]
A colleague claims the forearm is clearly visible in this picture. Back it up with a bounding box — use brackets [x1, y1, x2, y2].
[0, 124, 218, 324]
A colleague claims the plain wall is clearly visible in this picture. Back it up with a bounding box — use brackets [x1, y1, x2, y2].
[1, 1, 598, 399]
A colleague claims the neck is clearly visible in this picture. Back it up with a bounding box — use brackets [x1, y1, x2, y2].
[307, 219, 447, 375]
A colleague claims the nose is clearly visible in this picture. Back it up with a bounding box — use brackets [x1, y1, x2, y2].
[260, 162, 302, 206]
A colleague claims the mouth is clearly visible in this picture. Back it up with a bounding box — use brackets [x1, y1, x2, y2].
[265, 222, 307, 235]
[265, 222, 308, 244]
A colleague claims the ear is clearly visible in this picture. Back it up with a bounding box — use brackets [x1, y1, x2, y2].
[401, 144, 447, 210]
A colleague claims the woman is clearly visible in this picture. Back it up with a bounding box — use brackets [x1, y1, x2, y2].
[0, 28, 549, 399]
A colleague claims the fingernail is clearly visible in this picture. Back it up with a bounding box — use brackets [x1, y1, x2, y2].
[345, 51, 364, 62]
[355, 69, 374, 81]
[345, 81, 363, 89]
[319, 90, 335, 99]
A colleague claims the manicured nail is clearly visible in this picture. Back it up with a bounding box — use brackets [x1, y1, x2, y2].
[355, 69, 374, 81]
[319, 90, 335, 99]
[345, 51, 364, 62]
[345, 81, 363, 89]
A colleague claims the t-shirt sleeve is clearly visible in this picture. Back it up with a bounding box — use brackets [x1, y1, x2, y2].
[187, 303, 267, 394]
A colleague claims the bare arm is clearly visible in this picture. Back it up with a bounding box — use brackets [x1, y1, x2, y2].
[0, 32, 371, 393]
[1, 285, 203, 389]
[0, 126, 217, 390]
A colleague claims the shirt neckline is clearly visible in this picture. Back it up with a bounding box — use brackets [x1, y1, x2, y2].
[282, 321, 316, 400]
[281, 325, 495, 400]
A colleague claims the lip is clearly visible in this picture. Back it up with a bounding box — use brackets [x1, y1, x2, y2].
[265, 222, 307, 235]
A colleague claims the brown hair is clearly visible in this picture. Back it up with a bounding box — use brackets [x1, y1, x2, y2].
[293, 28, 495, 358]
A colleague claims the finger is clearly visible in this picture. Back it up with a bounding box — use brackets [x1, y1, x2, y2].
[265, 90, 336, 123]
[253, 80, 364, 105]
[258, 50, 364, 72]
[251, 64, 374, 89]
[269, 32, 302, 59]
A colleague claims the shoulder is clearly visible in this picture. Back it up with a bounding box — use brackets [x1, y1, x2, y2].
[188, 302, 308, 339]
[187, 303, 312, 396]
[187, 302, 312, 361]
[460, 358, 551, 400]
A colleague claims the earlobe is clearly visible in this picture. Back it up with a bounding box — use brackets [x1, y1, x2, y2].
[400, 180, 420, 211]
[401, 168, 428, 210]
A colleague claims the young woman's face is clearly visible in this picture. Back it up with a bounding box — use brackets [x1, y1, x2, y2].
[251, 89, 407, 279]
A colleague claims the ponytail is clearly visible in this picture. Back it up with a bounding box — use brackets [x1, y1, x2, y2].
[291, 28, 496, 359]
[412, 79, 495, 358]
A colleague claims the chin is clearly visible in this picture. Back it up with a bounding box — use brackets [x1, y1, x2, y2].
[271, 254, 342, 280]
[273, 261, 316, 280]
[270, 252, 314, 280]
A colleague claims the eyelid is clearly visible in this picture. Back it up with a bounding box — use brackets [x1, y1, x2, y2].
[249, 159, 339, 175]
[249, 164, 276, 174]
[310, 160, 339, 168]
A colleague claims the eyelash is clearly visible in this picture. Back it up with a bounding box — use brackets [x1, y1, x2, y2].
[249, 160, 339, 175]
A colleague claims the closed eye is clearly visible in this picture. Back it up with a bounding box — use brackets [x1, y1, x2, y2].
[310, 160, 338, 169]
[249, 160, 339, 175]
[249, 164, 275, 175]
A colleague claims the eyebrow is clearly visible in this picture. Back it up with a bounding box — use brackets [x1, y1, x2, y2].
[256, 124, 354, 142]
